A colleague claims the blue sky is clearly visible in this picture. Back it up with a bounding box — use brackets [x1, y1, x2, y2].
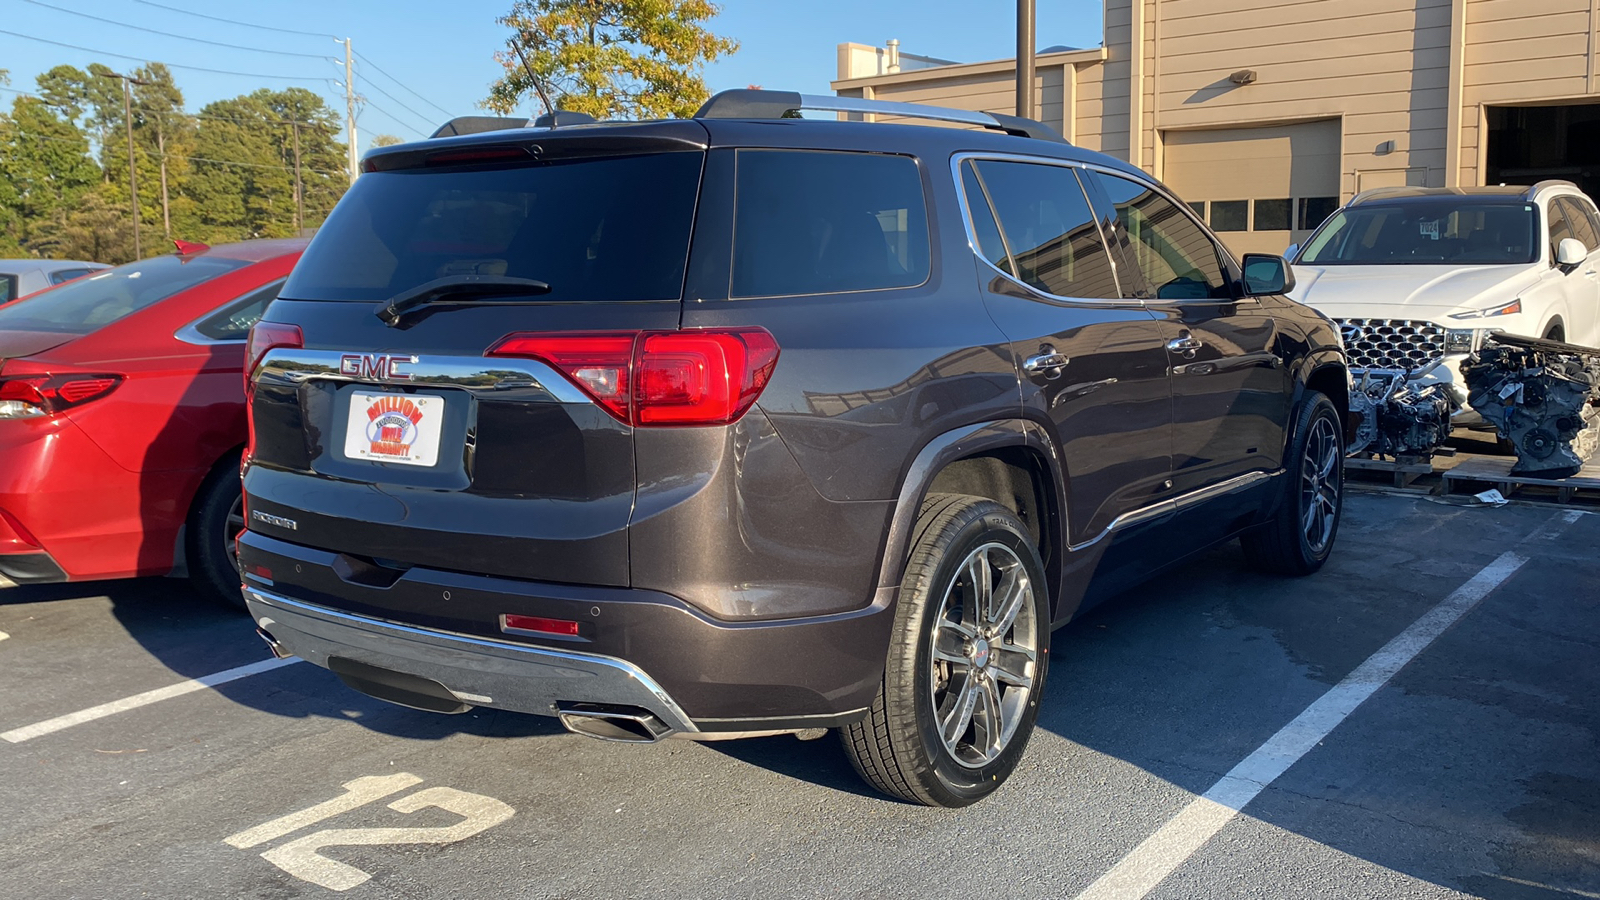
[0, 0, 1104, 152]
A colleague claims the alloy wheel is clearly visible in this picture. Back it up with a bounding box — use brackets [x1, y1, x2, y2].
[1300, 416, 1341, 554]
[928, 541, 1041, 768]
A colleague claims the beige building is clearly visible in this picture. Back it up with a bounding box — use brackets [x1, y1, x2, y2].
[832, 0, 1600, 256]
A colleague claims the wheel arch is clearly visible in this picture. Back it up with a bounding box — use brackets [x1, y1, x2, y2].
[171, 443, 247, 572]
[875, 420, 1067, 620]
[1298, 351, 1350, 444]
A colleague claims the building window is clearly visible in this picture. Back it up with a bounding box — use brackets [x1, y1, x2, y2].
[1254, 198, 1292, 231]
[1210, 200, 1248, 232]
[1187, 200, 1206, 220]
[1297, 196, 1339, 231]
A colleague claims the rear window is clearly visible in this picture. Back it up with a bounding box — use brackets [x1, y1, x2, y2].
[0, 255, 247, 335]
[282, 152, 703, 303]
[731, 150, 929, 298]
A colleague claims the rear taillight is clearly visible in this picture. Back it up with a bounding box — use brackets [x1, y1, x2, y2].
[0, 374, 123, 419]
[244, 322, 304, 393]
[487, 328, 780, 427]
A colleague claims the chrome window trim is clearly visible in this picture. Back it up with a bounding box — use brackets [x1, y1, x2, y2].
[255, 348, 590, 405]
[174, 277, 288, 346]
[950, 151, 1129, 304]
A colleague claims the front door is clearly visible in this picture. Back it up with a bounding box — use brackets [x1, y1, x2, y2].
[957, 156, 1172, 549]
[1081, 170, 1291, 496]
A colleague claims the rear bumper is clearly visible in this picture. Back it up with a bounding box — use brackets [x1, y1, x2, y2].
[238, 530, 894, 728]
[245, 586, 702, 733]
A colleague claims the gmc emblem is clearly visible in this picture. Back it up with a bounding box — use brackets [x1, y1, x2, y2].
[340, 353, 417, 381]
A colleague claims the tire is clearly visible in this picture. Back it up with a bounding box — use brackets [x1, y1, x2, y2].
[187, 457, 247, 610]
[841, 493, 1051, 807]
[1241, 391, 1344, 576]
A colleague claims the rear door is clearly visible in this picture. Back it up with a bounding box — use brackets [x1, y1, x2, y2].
[956, 155, 1173, 549]
[1082, 169, 1290, 495]
[244, 129, 708, 587]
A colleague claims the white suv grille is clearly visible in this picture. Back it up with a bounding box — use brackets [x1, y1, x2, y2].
[1335, 318, 1447, 370]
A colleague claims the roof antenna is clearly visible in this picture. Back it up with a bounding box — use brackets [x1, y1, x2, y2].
[508, 36, 555, 123]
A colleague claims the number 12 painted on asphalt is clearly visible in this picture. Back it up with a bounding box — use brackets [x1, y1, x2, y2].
[224, 773, 515, 891]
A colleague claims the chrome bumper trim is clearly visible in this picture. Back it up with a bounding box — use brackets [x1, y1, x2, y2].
[243, 586, 698, 734]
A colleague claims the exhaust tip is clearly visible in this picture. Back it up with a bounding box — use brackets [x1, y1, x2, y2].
[557, 702, 674, 743]
[255, 626, 293, 660]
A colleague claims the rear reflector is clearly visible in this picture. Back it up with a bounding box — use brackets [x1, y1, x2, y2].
[487, 328, 780, 427]
[0, 508, 42, 551]
[501, 614, 582, 637]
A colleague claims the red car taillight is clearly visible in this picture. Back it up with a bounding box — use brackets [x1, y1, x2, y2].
[0, 374, 123, 419]
[244, 322, 304, 394]
[487, 328, 780, 427]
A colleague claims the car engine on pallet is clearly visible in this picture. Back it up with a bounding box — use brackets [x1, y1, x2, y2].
[1346, 369, 1455, 460]
[1461, 333, 1600, 478]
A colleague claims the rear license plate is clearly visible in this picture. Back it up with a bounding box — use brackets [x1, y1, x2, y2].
[343, 391, 446, 467]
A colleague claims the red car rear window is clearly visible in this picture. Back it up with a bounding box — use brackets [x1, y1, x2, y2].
[0, 255, 247, 336]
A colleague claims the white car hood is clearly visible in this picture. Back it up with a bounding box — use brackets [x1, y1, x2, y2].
[1289, 263, 1540, 319]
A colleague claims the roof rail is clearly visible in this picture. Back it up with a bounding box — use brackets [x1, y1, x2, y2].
[693, 89, 1067, 143]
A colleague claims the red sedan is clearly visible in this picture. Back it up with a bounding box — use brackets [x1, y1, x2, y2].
[0, 239, 306, 606]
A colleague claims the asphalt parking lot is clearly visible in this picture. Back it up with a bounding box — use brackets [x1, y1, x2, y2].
[1, 490, 1596, 899]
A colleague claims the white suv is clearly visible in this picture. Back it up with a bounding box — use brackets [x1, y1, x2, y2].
[1288, 181, 1600, 416]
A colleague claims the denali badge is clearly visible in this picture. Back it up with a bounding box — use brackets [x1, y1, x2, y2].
[340, 353, 417, 381]
[251, 510, 299, 531]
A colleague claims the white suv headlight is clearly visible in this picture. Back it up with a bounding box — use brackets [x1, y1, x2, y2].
[1448, 298, 1522, 320]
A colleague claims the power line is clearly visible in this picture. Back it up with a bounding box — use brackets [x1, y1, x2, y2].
[5, 129, 345, 176]
[0, 84, 340, 130]
[130, 0, 336, 40]
[353, 51, 453, 119]
[357, 98, 429, 139]
[20, 0, 336, 60]
[0, 27, 332, 82]
[356, 78, 434, 135]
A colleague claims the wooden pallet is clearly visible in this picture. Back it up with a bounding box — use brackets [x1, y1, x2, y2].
[1441, 454, 1600, 504]
[1345, 455, 1436, 488]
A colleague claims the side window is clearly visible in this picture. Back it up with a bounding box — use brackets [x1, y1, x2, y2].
[49, 268, 92, 285]
[1546, 201, 1574, 261]
[731, 149, 930, 298]
[194, 279, 285, 341]
[959, 163, 1012, 273]
[1088, 172, 1232, 301]
[1556, 198, 1598, 252]
[0, 275, 16, 304]
[965, 159, 1120, 299]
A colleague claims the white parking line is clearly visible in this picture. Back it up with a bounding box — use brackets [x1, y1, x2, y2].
[1074, 539, 1546, 900]
[1, 656, 304, 744]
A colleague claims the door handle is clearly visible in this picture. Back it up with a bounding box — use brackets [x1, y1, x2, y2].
[1166, 334, 1203, 357]
[1023, 348, 1070, 379]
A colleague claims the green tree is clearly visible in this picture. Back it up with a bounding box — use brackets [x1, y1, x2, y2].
[28, 185, 135, 263]
[188, 88, 345, 241]
[485, 0, 738, 119]
[370, 133, 404, 148]
[0, 94, 100, 257]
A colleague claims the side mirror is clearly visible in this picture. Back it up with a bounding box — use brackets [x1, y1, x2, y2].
[1283, 242, 1300, 260]
[1241, 253, 1296, 296]
[1556, 237, 1587, 268]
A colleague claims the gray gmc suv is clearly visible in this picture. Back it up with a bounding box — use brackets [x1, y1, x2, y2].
[240, 90, 1350, 807]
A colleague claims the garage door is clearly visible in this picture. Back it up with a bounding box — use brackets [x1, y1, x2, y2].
[1162, 119, 1341, 257]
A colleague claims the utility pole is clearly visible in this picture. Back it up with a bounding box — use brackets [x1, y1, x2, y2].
[101, 71, 150, 259]
[1016, 0, 1036, 120]
[342, 38, 358, 184]
[290, 120, 304, 234]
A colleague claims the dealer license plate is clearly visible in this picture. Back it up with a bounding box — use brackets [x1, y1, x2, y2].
[343, 391, 446, 467]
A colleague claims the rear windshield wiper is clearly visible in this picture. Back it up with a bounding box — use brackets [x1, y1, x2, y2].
[376, 275, 553, 326]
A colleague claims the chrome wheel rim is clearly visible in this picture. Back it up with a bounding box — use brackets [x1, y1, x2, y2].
[225, 494, 245, 574]
[929, 541, 1040, 768]
[1300, 416, 1341, 554]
